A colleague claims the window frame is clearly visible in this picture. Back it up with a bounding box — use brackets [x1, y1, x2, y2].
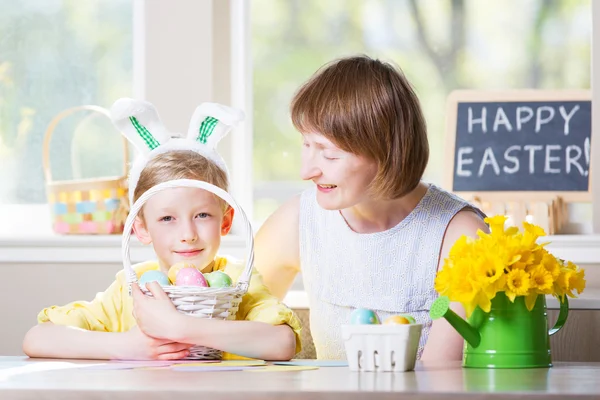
[0, 0, 598, 260]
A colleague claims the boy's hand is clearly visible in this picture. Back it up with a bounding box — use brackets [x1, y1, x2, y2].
[131, 282, 186, 341]
[117, 325, 191, 360]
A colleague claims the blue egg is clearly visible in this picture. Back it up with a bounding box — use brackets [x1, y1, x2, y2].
[138, 270, 170, 287]
[349, 308, 381, 325]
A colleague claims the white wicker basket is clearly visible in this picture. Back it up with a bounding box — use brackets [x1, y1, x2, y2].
[342, 324, 423, 372]
[122, 178, 254, 360]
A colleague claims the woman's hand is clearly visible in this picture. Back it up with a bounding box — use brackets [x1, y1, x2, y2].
[131, 282, 186, 341]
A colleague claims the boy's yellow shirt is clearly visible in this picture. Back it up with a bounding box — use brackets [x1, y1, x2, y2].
[38, 256, 302, 359]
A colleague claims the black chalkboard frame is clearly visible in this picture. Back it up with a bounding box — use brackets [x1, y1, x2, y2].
[444, 90, 592, 203]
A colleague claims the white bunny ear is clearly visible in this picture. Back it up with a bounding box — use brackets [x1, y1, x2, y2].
[110, 98, 171, 154]
[186, 103, 245, 149]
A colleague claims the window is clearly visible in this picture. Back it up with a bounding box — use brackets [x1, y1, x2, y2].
[0, 0, 132, 234]
[0, 0, 594, 237]
[250, 0, 591, 227]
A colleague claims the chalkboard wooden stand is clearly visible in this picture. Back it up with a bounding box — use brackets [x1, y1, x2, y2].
[445, 90, 591, 234]
[469, 195, 567, 234]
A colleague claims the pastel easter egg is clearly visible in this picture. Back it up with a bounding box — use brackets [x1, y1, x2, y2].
[175, 267, 208, 287]
[204, 271, 233, 288]
[400, 314, 416, 324]
[384, 315, 410, 325]
[168, 262, 197, 284]
[138, 270, 170, 288]
[349, 308, 380, 325]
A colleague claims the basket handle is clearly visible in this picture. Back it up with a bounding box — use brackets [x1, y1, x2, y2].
[122, 179, 254, 292]
[43, 105, 129, 182]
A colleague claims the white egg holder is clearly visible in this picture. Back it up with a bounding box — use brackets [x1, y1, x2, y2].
[122, 179, 254, 360]
[342, 324, 422, 372]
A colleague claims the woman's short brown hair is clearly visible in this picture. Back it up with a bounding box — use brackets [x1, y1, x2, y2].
[134, 150, 229, 213]
[290, 55, 429, 199]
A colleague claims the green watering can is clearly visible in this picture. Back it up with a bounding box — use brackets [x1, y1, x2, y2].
[429, 292, 569, 368]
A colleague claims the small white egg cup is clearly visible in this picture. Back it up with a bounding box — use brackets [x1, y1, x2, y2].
[342, 324, 423, 372]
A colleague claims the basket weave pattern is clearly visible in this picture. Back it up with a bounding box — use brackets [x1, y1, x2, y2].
[43, 105, 129, 235]
[47, 179, 128, 234]
[122, 179, 254, 360]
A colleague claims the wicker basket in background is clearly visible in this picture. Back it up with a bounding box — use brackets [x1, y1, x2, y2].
[122, 179, 254, 360]
[43, 105, 129, 234]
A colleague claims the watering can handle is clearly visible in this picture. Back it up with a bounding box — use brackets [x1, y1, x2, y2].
[549, 296, 569, 336]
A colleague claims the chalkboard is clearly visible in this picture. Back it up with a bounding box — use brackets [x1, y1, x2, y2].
[445, 90, 592, 202]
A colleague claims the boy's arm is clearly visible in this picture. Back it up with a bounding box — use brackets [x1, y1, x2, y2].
[24, 274, 192, 360]
[22, 323, 191, 360]
[132, 282, 297, 361]
[172, 318, 296, 361]
[35, 276, 126, 332]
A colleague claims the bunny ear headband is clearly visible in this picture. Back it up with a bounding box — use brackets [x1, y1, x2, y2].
[109, 98, 244, 204]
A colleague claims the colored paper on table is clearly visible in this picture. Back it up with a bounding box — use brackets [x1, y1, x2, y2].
[274, 360, 348, 367]
[245, 365, 318, 372]
[84, 360, 208, 370]
[112, 360, 218, 364]
[172, 360, 266, 368]
[83, 363, 170, 370]
[172, 366, 256, 372]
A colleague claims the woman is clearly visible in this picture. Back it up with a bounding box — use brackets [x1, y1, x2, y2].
[254, 55, 487, 361]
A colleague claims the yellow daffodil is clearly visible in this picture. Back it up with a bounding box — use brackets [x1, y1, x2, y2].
[434, 215, 585, 315]
[505, 269, 532, 302]
[485, 215, 508, 237]
[557, 268, 586, 299]
[434, 264, 452, 295]
[522, 222, 546, 248]
[542, 252, 561, 279]
[569, 269, 587, 296]
[453, 275, 481, 305]
[448, 235, 472, 259]
[554, 269, 572, 300]
[529, 265, 554, 294]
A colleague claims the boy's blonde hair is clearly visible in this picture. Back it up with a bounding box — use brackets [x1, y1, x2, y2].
[133, 150, 229, 214]
[290, 55, 429, 200]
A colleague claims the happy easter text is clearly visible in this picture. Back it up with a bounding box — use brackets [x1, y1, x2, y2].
[455, 104, 590, 179]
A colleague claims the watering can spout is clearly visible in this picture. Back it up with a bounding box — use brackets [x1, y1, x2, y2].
[430, 296, 481, 348]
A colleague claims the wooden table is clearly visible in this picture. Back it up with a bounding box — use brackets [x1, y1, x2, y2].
[1, 357, 599, 399]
